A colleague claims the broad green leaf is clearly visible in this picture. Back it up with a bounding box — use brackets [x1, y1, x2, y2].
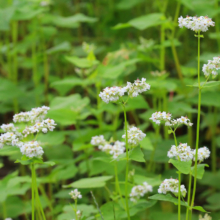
[192, 206, 208, 212]
[46, 42, 71, 54]
[188, 81, 220, 88]
[134, 174, 161, 186]
[0, 146, 20, 156]
[169, 159, 192, 174]
[125, 95, 149, 111]
[116, 0, 145, 10]
[191, 164, 209, 179]
[63, 176, 113, 188]
[65, 56, 99, 68]
[0, 7, 15, 31]
[139, 137, 154, 150]
[129, 147, 145, 162]
[149, 194, 189, 206]
[113, 13, 164, 30]
[101, 63, 125, 79]
[37, 131, 66, 146]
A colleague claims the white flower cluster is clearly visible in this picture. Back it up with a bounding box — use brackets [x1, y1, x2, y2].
[99, 78, 150, 103]
[178, 16, 215, 32]
[22, 119, 56, 137]
[69, 189, 82, 200]
[130, 182, 153, 202]
[149, 112, 193, 127]
[193, 147, 210, 162]
[20, 141, 44, 158]
[168, 143, 194, 161]
[199, 214, 212, 220]
[125, 78, 150, 97]
[90, 135, 106, 146]
[122, 126, 146, 146]
[5, 218, 12, 220]
[0, 132, 23, 148]
[99, 86, 126, 103]
[71, 210, 82, 220]
[158, 178, 187, 197]
[91, 136, 125, 159]
[202, 56, 220, 78]
[0, 106, 56, 159]
[13, 106, 50, 123]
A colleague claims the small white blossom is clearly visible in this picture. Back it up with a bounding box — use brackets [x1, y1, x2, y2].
[1, 123, 17, 132]
[199, 214, 212, 220]
[22, 119, 56, 137]
[20, 141, 44, 158]
[5, 218, 13, 220]
[99, 86, 126, 103]
[168, 143, 194, 161]
[202, 56, 220, 78]
[178, 16, 215, 32]
[69, 189, 82, 200]
[91, 135, 106, 146]
[76, 210, 82, 219]
[0, 132, 22, 147]
[109, 141, 125, 159]
[122, 126, 146, 146]
[150, 112, 193, 127]
[130, 182, 153, 202]
[13, 106, 50, 123]
[158, 178, 187, 197]
[193, 147, 210, 162]
[125, 78, 150, 97]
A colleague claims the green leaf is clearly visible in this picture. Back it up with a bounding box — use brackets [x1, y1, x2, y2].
[15, 156, 43, 165]
[187, 81, 220, 88]
[0, 7, 15, 31]
[129, 146, 145, 162]
[134, 174, 161, 186]
[139, 136, 154, 150]
[46, 42, 71, 54]
[63, 176, 113, 188]
[113, 13, 164, 30]
[169, 159, 192, 174]
[65, 56, 99, 68]
[116, 0, 145, 10]
[193, 206, 208, 212]
[125, 94, 149, 111]
[101, 63, 126, 79]
[191, 164, 209, 179]
[149, 194, 189, 207]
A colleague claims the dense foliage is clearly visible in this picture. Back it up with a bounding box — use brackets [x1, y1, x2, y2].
[0, 0, 220, 220]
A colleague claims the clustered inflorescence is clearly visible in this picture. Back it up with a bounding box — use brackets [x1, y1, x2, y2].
[149, 111, 193, 127]
[91, 135, 125, 159]
[167, 143, 210, 162]
[202, 56, 220, 78]
[122, 126, 146, 146]
[158, 178, 187, 197]
[69, 189, 82, 200]
[130, 182, 153, 202]
[0, 106, 56, 159]
[178, 16, 215, 32]
[99, 78, 150, 103]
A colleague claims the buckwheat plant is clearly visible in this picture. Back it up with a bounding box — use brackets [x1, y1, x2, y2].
[149, 15, 215, 220]
[0, 106, 56, 220]
[99, 78, 150, 219]
[69, 189, 82, 220]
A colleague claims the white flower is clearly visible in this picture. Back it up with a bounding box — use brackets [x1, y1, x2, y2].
[91, 135, 106, 146]
[202, 56, 220, 78]
[1, 123, 17, 132]
[124, 78, 150, 97]
[5, 218, 13, 220]
[99, 86, 126, 103]
[122, 126, 146, 146]
[69, 189, 82, 200]
[13, 106, 50, 123]
[168, 143, 194, 161]
[158, 178, 187, 197]
[76, 210, 82, 219]
[22, 119, 56, 137]
[178, 16, 215, 32]
[150, 112, 193, 127]
[0, 132, 22, 147]
[199, 214, 212, 220]
[130, 182, 153, 202]
[109, 141, 125, 159]
[20, 141, 44, 158]
[193, 146, 210, 162]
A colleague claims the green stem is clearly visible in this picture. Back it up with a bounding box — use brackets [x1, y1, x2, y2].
[75, 200, 78, 220]
[33, 166, 46, 220]
[31, 164, 35, 220]
[190, 31, 201, 209]
[186, 173, 192, 220]
[178, 171, 181, 220]
[122, 105, 130, 220]
[211, 107, 217, 173]
[160, 24, 165, 71]
[173, 130, 178, 146]
[114, 162, 126, 210]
